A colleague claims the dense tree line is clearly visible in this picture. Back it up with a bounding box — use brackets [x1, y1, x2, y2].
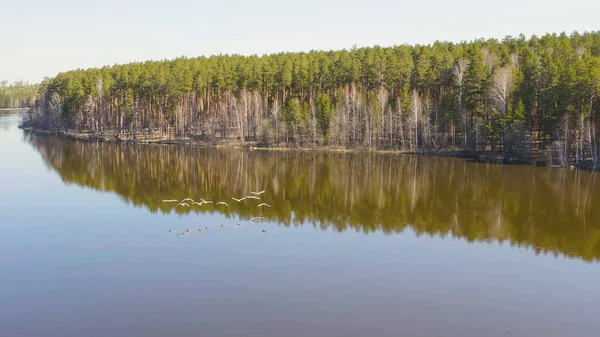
[0, 81, 38, 108]
[27, 132, 600, 261]
[29, 32, 600, 166]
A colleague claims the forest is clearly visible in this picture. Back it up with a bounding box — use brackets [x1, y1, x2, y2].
[27, 31, 600, 167]
[0, 81, 38, 109]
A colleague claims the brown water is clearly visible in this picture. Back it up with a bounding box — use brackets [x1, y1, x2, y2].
[1, 112, 599, 337]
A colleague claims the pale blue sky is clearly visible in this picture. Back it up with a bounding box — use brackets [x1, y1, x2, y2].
[1, 0, 599, 83]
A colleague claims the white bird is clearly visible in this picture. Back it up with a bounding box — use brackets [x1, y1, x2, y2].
[251, 191, 265, 195]
[216, 201, 228, 207]
[177, 202, 190, 207]
[193, 200, 213, 206]
[162, 199, 178, 202]
[257, 203, 271, 208]
[181, 198, 194, 202]
[246, 195, 260, 200]
[232, 197, 246, 202]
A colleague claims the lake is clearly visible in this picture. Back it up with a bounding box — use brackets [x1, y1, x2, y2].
[1, 111, 599, 337]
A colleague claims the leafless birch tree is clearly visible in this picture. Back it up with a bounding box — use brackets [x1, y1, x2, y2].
[453, 59, 469, 149]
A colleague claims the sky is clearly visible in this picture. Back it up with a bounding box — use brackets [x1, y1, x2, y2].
[1, 0, 599, 83]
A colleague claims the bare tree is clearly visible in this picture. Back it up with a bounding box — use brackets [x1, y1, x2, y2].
[423, 94, 432, 148]
[342, 85, 352, 146]
[409, 89, 422, 151]
[365, 100, 373, 148]
[250, 90, 263, 140]
[226, 91, 244, 142]
[395, 96, 405, 148]
[346, 84, 360, 146]
[491, 65, 514, 116]
[510, 52, 520, 70]
[236, 89, 250, 142]
[96, 78, 104, 134]
[481, 47, 499, 73]
[491, 65, 514, 153]
[271, 97, 281, 145]
[49, 92, 61, 130]
[377, 86, 389, 146]
[589, 97, 599, 169]
[453, 59, 469, 149]
[557, 114, 570, 165]
[84, 94, 94, 132]
[575, 46, 585, 60]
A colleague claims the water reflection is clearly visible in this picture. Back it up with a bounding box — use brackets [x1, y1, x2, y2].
[25, 132, 600, 262]
[0, 111, 23, 130]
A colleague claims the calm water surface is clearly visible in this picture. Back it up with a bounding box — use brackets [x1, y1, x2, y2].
[1, 112, 599, 337]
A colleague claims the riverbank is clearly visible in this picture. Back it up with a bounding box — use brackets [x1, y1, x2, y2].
[0, 108, 30, 112]
[20, 126, 592, 169]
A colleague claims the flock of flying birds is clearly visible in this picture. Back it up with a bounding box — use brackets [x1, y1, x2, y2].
[162, 190, 270, 236]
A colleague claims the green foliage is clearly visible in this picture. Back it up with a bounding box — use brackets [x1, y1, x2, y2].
[0, 82, 38, 108]
[464, 48, 489, 118]
[27, 31, 600, 162]
[316, 92, 334, 137]
[512, 99, 526, 121]
[283, 98, 301, 123]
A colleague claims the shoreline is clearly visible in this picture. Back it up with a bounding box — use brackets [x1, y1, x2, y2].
[20, 126, 584, 169]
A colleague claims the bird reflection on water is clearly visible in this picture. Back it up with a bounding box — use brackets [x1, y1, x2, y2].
[25, 133, 600, 262]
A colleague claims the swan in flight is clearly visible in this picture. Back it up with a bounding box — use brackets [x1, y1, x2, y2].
[177, 202, 190, 207]
[251, 191, 265, 195]
[193, 200, 213, 206]
[215, 201, 228, 206]
[181, 198, 194, 202]
[246, 195, 260, 200]
[232, 197, 246, 202]
[162, 199, 178, 202]
[257, 203, 271, 208]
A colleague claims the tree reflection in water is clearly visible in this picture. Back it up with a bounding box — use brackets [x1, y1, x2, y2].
[26, 133, 600, 262]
